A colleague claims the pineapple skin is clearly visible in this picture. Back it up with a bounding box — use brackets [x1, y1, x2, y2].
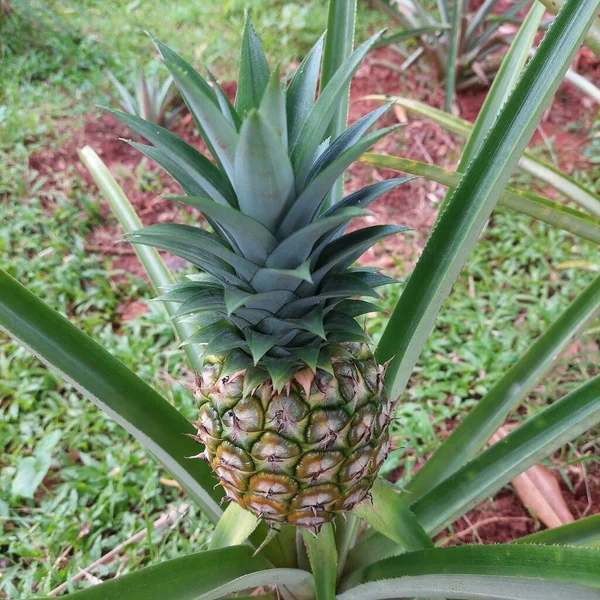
[192, 343, 393, 530]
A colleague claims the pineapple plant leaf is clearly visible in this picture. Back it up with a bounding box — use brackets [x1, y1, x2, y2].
[3, 0, 600, 598]
[364, 94, 600, 217]
[107, 69, 183, 129]
[360, 154, 600, 245]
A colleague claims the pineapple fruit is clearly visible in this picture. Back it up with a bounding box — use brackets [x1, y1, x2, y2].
[108, 21, 409, 531]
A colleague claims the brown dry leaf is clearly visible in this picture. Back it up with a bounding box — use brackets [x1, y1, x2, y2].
[488, 426, 574, 528]
[393, 104, 408, 124]
[160, 477, 183, 490]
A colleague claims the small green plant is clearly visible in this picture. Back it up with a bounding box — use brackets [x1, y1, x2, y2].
[2, 1, 600, 599]
[107, 68, 184, 128]
[375, 0, 548, 110]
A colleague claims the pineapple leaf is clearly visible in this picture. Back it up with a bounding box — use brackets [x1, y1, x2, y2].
[185, 273, 223, 285]
[104, 109, 235, 206]
[310, 225, 409, 286]
[168, 195, 278, 263]
[289, 344, 321, 373]
[154, 282, 211, 303]
[310, 178, 415, 262]
[293, 305, 326, 339]
[305, 103, 394, 186]
[180, 321, 229, 346]
[301, 523, 337, 600]
[235, 16, 270, 118]
[327, 330, 369, 344]
[286, 34, 325, 149]
[205, 328, 247, 356]
[209, 503, 259, 550]
[321, 178, 415, 219]
[180, 312, 226, 327]
[234, 110, 295, 233]
[129, 224, 259, 282]
[136, 71, 153, 122]
[174, 289, 226, 318]
[263, 358, 295, 393]
[324, 311, 369, 342]
[245, 330, 278, 365]
[224, 288, 253, 315]
[206, 68, 242, 130]
[328, 299, 382, 317]
[251, 261, 313, 292]
[266, 207, 370, 269]
[234, 307, 273, 327]
[350, 271, 400, 288]
[290, 31, 383, 183]
[242, 367, 270, 396]
[259, 66, 288, 147]
[221, 349, 254, 376]
[107, 70, 137, 115]
[316, 346, 335, 375]
[151, 36, 239, 181]
[319, 274, 381, 299]
[279, 279, 381, 317]
[231, 290, 298, 315]
[280, 125, 401, 237]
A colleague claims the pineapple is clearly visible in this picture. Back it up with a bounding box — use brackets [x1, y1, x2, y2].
[108, 21, 409, 531]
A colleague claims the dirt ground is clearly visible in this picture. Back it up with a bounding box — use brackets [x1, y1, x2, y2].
[28, 37, 600, 543]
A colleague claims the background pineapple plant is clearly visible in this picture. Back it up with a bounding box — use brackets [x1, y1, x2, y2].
[2, 0, 600, 598]
[107, 22, 406, 530]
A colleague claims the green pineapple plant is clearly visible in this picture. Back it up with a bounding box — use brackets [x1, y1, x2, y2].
[103, 23, 408, 531]
[2, 0, 600, 598]
[375, 0, 546, 110]
[107, 68, 184, 128]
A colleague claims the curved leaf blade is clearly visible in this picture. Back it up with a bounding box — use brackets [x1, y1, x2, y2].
[412, 375, 600, 535]
[0, 269, 223, 523]
[234, 110, 295, 233]
[340, 576, 599, 600]
[291, 31, 383, 183]
[302, 523, 337, 600]
[365, 94, 600, 216]
[514, 514, 600, 547]
[209, 503, 259, 550]
[287, 34, 325, 149]
[79, 146, 204, 371]
[320, 0, 357, 206]
[405, 273, 600, 501]
[236, 16, 270, 118]
[444, 0, 464, 112]
[341, 544, 600, 594]
[169, 194, 278, 262]
[152, 36, 238, 181]
[98, 111, 235, 207]
[361, 154, 600, 245]
[460, 1, 546, 168]
[354, 479, 433, 551]
[198, 568, 314, 600]
[41, 546, 267, 600]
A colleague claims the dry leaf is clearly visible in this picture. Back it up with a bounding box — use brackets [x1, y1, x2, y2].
[488, 426, 574, 528]
[160, 477, 183, 490]
[393, 104, 408, 124]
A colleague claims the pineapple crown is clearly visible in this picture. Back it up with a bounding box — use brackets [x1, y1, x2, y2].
[105, 19, 411, 389]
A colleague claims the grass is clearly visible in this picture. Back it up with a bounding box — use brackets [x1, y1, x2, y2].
[0, 1, 599, 597]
